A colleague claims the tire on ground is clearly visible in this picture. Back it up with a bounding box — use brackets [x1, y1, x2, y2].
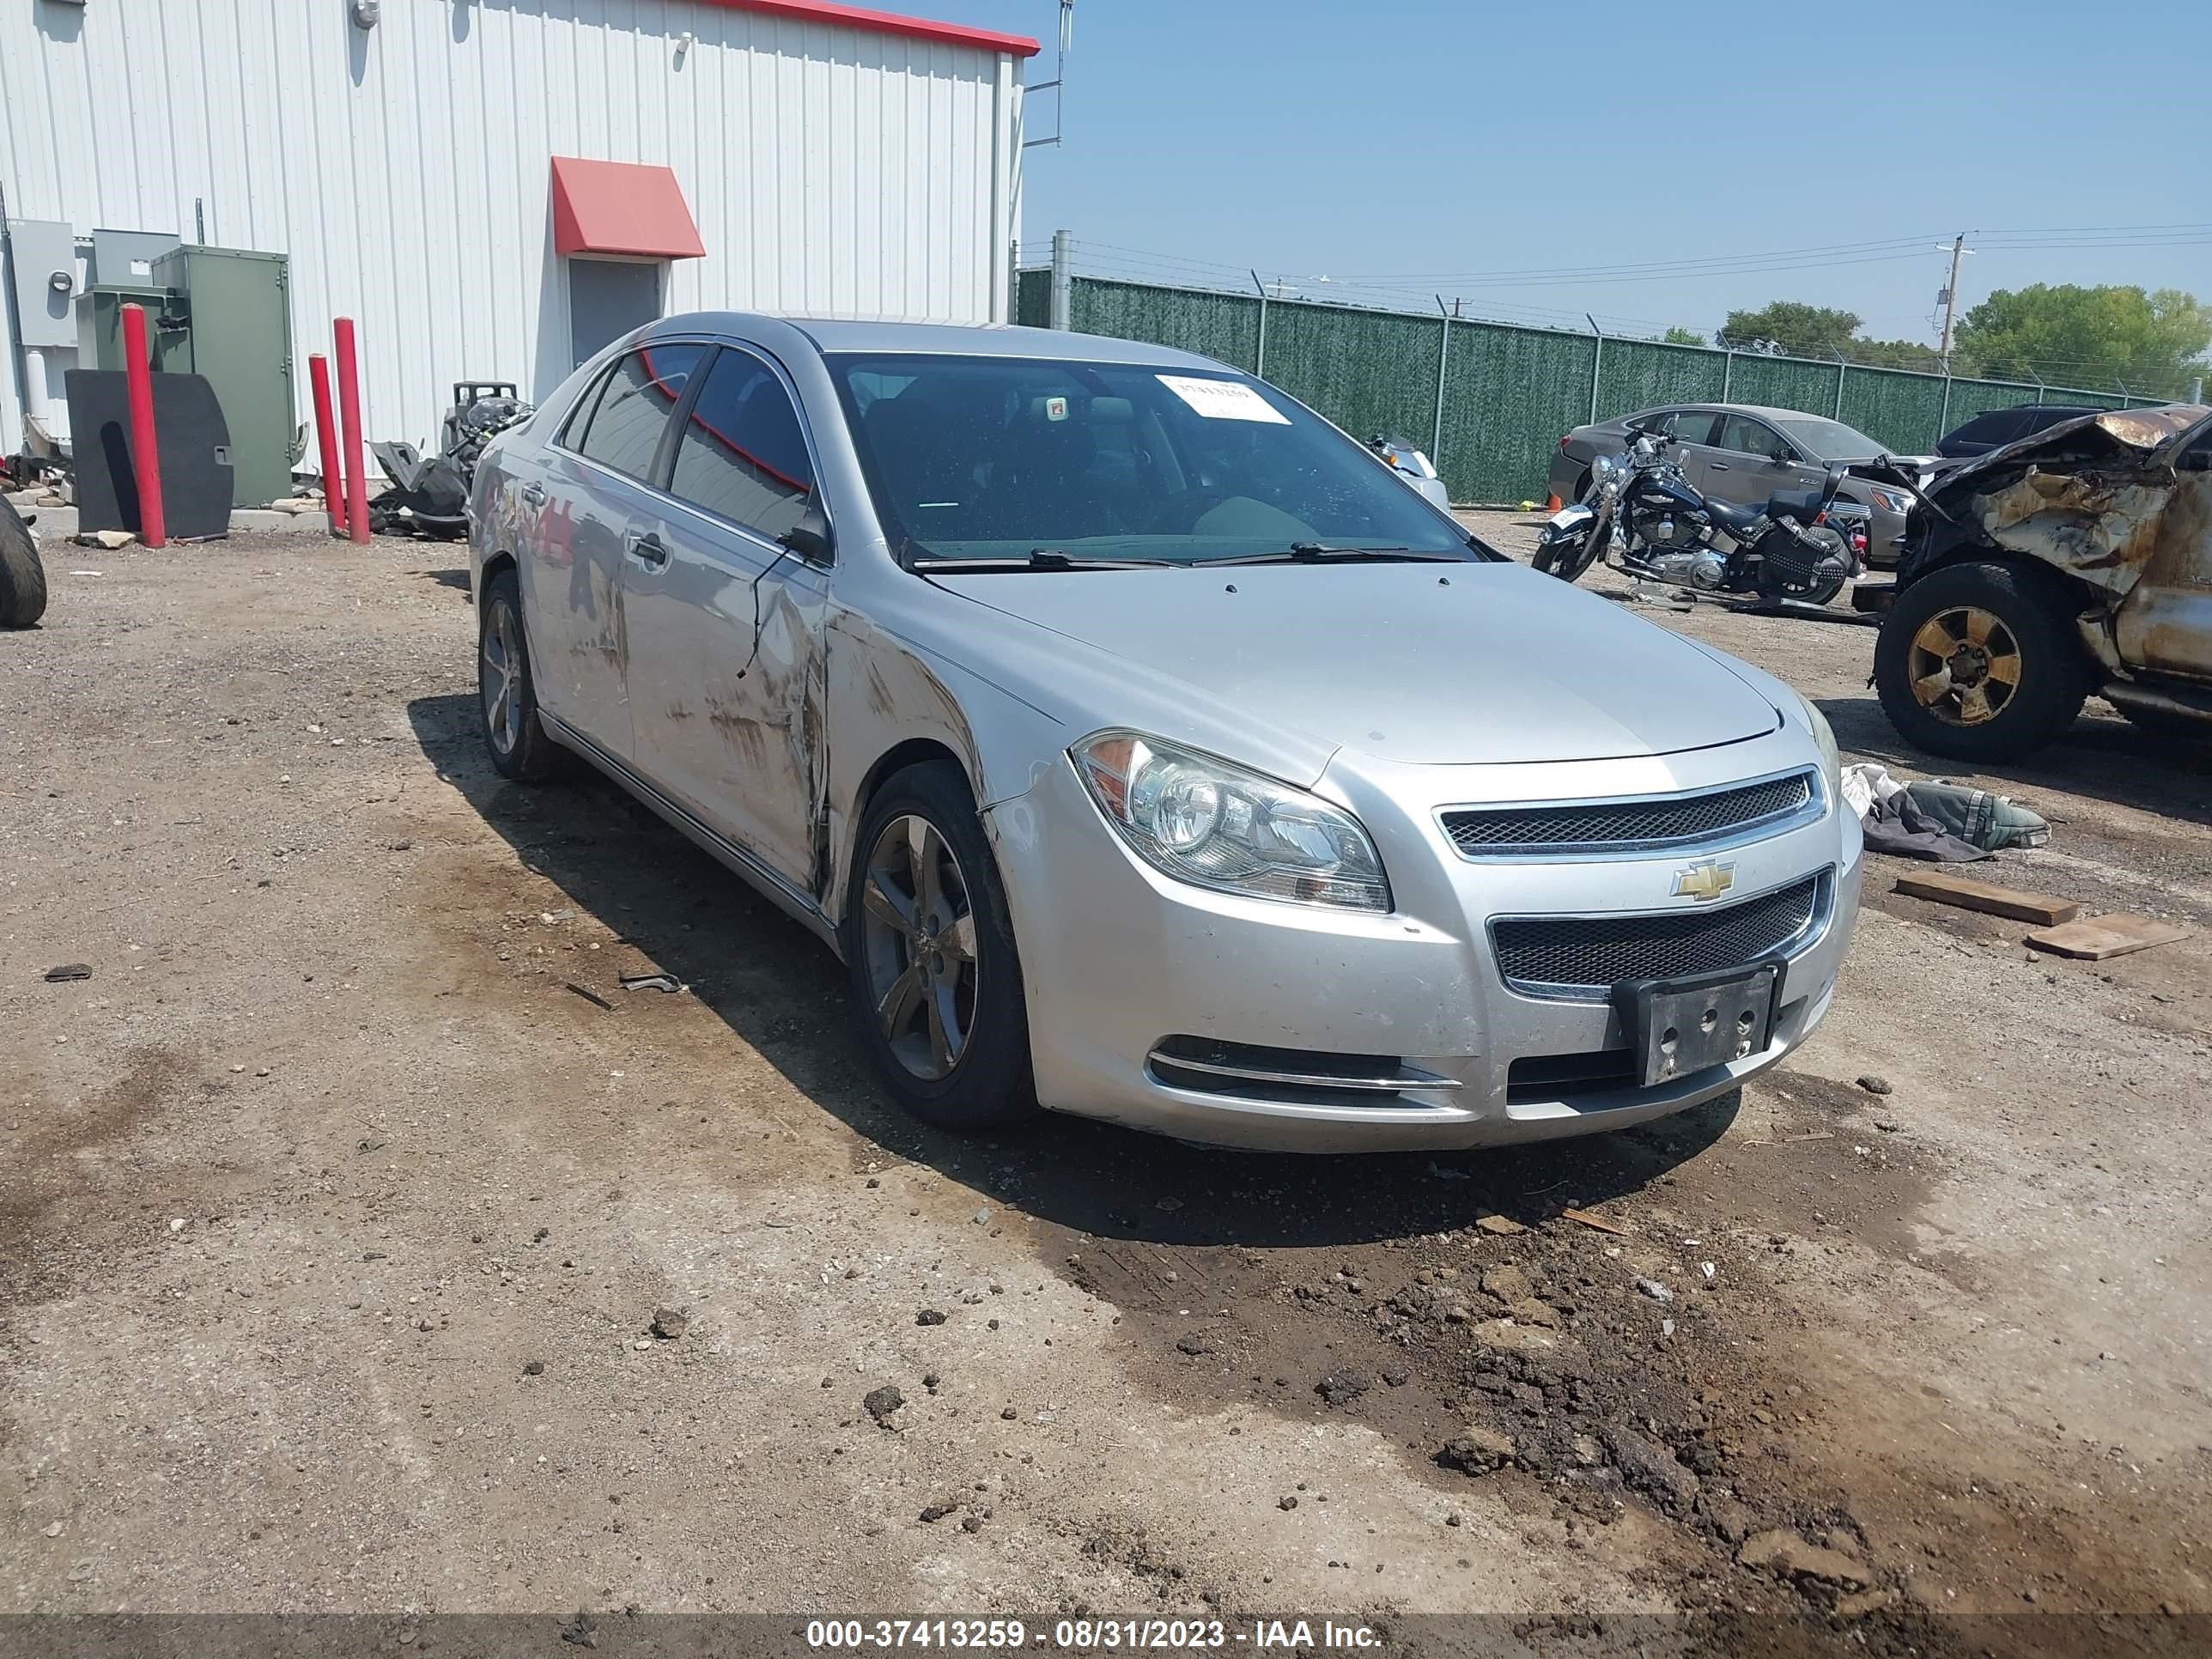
[1875, 559, 2092, 763]
[477, 566, 567, 781]
[843, 758, 1037, 1132]
[0, 500, 48, 629]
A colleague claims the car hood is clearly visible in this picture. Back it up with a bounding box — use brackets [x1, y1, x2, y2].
[929, 560, 1779, 766]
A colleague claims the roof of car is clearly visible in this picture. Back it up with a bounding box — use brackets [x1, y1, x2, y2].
[653, 313, 1231, 370]
[1649, 404, 1844, 422]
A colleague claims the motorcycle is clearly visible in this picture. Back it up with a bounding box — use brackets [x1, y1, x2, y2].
[1532, 422, 1868, 607]
[367, 382, 535, 539]
[1368, 433, 1452, 513]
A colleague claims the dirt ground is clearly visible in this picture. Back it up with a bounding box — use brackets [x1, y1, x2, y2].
[3, 526, 2209, 1655]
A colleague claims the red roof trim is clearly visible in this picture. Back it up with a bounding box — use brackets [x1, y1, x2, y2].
[704, 0, 1040, 58]
[550, 158, 708, 260]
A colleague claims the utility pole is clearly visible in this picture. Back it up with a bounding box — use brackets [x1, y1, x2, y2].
[1049, 228, 1073, 331]
[1936, 233, 1973, 367]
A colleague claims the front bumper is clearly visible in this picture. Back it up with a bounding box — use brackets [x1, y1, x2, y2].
[988, 731, 1861, 1153]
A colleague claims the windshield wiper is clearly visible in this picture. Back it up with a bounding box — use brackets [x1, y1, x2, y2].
[1205, 543, 1455, 566]
[917, 548, 1174, 573]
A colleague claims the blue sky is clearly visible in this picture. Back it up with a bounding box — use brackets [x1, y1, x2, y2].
[955, 0, 2212, 350]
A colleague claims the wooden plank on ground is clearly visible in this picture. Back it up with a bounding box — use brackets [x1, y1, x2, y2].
[1559, 1206, 1630, 1237]
[2024, 914, 2190, 961]
[1893, 871, 2080, 926]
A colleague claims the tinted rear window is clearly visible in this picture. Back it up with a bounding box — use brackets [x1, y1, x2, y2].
[1947, 411, 2020, 446]
[574, 344, 705, 484]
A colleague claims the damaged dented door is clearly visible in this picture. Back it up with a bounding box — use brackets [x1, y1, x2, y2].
[526, 343, 705, 761]
[623, 343, 830, 891]
[2112, 416, 2212, 680]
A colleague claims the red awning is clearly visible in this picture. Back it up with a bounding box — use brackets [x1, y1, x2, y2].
[550, 158, 707, 260]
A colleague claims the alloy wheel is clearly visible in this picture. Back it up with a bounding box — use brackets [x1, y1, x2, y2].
[859, 814, 978, 1081]
[481, 599, 523, 756]
[1908, 604, 2021, 726]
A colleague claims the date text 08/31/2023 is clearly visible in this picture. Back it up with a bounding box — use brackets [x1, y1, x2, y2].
[805, 1620, 1383, 1650]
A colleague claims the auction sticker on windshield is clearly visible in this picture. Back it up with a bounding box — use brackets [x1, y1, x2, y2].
[1157, 374, 1291, 424]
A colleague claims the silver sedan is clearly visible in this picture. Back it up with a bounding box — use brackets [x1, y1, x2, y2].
[469, 316, 1861, 1152]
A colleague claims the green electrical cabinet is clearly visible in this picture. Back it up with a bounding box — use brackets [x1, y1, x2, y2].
[76, 285, 186, 373]
[149, 246, 296, 508]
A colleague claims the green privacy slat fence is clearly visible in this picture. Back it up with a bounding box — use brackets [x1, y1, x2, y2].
[1072, 277, 1261, 368]
[1596, 339, 1729, 419]
[1438, 323, 1594, 505]
[1024, 271, 2156, 501]
[1261, 304, 1442, 461]
[1015, 268, 1052, 329]
[1721, 355, 1840, 422]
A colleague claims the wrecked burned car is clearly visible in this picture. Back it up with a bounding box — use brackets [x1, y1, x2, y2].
[1875, 404, 2212, 762]
[469, 317, 1858, 1152]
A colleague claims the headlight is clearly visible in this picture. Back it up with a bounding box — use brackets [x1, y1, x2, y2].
[1073, 732, 1391, 913]
[1867, 487, 1911, 515]
[1798, 693, 1842, 799]
[1590, 454, 1620, 483]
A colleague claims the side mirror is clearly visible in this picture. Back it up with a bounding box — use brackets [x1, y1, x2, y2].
[777, 501, 833, 562]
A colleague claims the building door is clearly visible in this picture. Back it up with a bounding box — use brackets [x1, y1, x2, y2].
[569, 258, 663, 368]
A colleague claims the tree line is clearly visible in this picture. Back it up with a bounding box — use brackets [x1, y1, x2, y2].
[1662, 285, 2211, 398]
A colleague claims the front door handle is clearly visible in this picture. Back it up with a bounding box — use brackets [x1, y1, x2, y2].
[625, 530, 669, 570]
[1710, 461, 1730, 471]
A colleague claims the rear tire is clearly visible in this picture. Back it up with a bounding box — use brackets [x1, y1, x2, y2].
[844, 760, 1037, 1133]
[1875, 560, 2090, 763]
[1757, 525, 1849, 607]
[477, 567, 565, 781]
[0, 500, 47, 629]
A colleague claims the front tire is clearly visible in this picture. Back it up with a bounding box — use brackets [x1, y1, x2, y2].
[477, 567, 565, 781]
[844, 761, 1036, 1132]
[1875, 560, 2091, 763]
[1534, 508, 1607, 583]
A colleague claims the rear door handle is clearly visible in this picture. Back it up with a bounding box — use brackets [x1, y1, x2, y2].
[518, 481, 546, 506]
[625, 530, 669, 569]
[1710, 461, 1730, 471]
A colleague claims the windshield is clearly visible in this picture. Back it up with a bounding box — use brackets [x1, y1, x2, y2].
[1774, 415, 1884, 462]
[825, 353, 1477, 566]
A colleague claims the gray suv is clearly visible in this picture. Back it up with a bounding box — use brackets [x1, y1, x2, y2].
[1550, 404, 1913, 568]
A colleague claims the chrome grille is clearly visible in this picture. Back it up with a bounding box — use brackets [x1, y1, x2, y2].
[1492, 872, 1828, 997]
[1443, 771, 1816, 857]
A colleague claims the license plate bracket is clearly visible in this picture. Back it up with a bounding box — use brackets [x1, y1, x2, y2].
[1611, 962, 1780, 1089]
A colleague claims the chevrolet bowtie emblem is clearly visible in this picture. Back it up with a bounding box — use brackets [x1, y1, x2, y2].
[1671, 860, 1735, 902]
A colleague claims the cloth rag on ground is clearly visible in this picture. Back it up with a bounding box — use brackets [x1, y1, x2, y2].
[1840, 763, 2050, 862]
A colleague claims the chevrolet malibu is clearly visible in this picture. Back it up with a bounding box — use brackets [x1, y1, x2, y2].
[468, 317, 1862, 1152]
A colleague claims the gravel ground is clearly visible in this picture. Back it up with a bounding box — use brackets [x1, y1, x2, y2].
[2, 530, 2209, 1653]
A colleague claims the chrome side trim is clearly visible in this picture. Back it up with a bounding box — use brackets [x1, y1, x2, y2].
[1488, 866, 1836, 1004]
[538, 712, 842, 954]
[1145, 1049, 1462, 1094]
[1436, 765, 1826, 863]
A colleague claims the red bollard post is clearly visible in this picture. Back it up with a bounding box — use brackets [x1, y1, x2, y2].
[119, 303, 167, 548]
[307, 354, 345, 533]
[333, 317, 370, 544]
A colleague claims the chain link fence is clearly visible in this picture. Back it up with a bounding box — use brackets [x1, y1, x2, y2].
[1015, 269, 2150, 504]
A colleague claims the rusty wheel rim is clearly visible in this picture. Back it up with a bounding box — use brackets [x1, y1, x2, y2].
[1907, 605, 2022, 727]
[859, 814, 977, 1081]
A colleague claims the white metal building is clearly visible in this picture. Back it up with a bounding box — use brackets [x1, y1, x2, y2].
[0, 0, 1034, 469]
